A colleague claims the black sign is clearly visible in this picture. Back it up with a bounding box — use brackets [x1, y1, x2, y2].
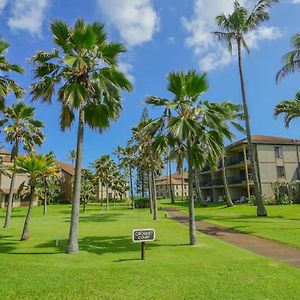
[132, 229, 155, 243]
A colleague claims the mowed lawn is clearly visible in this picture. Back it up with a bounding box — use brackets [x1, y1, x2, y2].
[0, 204, 300, 300]
[162, 201, 300, 248]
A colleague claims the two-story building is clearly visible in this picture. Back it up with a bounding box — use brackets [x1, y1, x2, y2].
[199, 135, 300, 203]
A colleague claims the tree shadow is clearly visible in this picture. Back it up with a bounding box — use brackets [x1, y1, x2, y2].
[0, 234, 18, 253]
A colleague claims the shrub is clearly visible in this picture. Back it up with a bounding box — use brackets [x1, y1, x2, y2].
[134, 197, 149, 209]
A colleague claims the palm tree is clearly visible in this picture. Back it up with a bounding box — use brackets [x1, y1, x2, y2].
[12, 153, 59, 240]
[274, 92, 300, 127]
[80, 169, 95, 213]
[0, 102, 44, 228]
[213, 0, 278, 216]
[276, 34, 300, 82]
[30, 19, 132, 253]
[67, 150, 76, 165]
[145, 71, 241, 245]
[0, 38, 24, 108]
[115, 146, 135, 208]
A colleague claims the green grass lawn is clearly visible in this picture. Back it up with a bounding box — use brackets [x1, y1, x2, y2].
[162, 200, 300, 248]
[0, 204, 300, 300]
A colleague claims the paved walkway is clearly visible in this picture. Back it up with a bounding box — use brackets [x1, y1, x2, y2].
[165, 208, 300, 269]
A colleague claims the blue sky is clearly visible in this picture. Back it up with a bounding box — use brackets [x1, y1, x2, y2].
[0, 0, 300, 167]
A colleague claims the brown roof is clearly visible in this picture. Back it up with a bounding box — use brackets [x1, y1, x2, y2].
[0, 188, 19, 194]
[227, 135, 300, 149]
[0, 149, 10, 155]
[54, 160, 75, 176]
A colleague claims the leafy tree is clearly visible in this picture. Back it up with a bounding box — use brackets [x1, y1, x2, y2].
[145, 71, 241, 244]
[0, 102, 44, 228]
[213, 0, 278, 216]
[30, 19, 132, 253]
[0, 38, 24, 108]
[12, 153, 59, 240]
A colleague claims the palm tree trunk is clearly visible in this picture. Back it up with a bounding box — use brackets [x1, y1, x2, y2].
[43, 180, 48, 216]
[194, 169, 207, 207]
[106, 185, 109, 210]
[100, 181, 103, 207]
[83, 199, 86, 213]
[221, 154, 233, 207]
[4, 143, 18, 228]
[237, 39, 267, 217]
[181, 170, 184, 201]
[66, 108, 84, 253]
[141, 171, 145, 198]
[151, 167, 158, 220]
[148, 171, 153, 214]
[129, 166, 135, 209]
[187, 142, 196, 245]
[20, 185, 35, 241]
[168, 158, 175, 204]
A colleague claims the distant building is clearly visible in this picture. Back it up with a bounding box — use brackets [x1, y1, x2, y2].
[155, 172, 188, 199]
[97, 181, 129, 201]
[199, 135, 300, 203]
[0, 149, 75, 208]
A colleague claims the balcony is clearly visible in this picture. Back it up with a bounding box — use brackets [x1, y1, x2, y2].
[212, 178, 223, 186]
[200, 181, 212, 187]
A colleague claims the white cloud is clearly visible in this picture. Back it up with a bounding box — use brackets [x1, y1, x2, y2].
[291, 0, 300, 3]
[7, 0, 50, 36]
[182, 0, 282, 72]
[168, 36, 175, 44]
[118, 61, 135, 83]
[0, 0, 7, 13]
[97, 0, 159, 47]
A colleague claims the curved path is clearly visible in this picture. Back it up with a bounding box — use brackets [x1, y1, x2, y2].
[165, 208, 300, 269]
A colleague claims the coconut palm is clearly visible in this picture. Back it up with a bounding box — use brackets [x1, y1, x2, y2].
[80, 169, 95, 213]
[0, 102, 44, 228]
[30, 19, 132, 253]
[145, 71, 241, 245]
[67, 150, 76, 165]
[0, 38, 24, 108]
[274, 92, 300, 127]
[213, 0, 278, 216]
[115, 145, 136, 208]
[12, 153, 59, 240]
[276, 34, 300, 82]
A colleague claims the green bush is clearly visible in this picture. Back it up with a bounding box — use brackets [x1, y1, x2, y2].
[134, 197, 149, 209]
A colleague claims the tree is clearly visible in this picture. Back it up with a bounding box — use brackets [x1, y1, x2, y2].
[80, 169, 95, 213]
[0, 102, 44, 228]
[115, 146, 136, 208]
[30, 19, 132, 253]
[68, 150, 76, 165]
[0, 38, 24, 109]
[276, 34, 300, 82]
[12, 153, 59, 240]
[213, 0, 278, 216]
[274, 92, 300, 127]
[145, 71, 241, 245]
[93, 155, 116, 210]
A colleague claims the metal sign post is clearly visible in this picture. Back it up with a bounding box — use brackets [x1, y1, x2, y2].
[132, 228, 155, 260]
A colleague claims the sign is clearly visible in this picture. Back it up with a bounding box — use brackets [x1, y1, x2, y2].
[132, 228, 155, 243]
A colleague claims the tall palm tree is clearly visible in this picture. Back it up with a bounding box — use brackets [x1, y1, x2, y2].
[213, 0, 278, 216]
[12, 153, 59, 240]
[274, 92, 300, 127]
[276, 34, 300, 82]
[0, 102, 44, 228]
[80, 169, 95, 213]
[30, 19, 132, 253]
[115, 145, 135, 208]
[145, 71, 240, 245]
[0, 38, 24, 108]
[67, 150, 76, 165]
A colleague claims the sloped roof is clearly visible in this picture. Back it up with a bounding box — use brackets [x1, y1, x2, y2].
[54, 160, 75, 176]
[156, 178, 187, 185]
[156, 172, 188, 182]
[227, 135, 300, 149]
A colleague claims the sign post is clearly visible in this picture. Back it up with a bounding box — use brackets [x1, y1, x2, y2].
[132, 228, 155, 260]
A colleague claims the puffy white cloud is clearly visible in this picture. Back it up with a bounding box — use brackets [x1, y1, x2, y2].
[97, 0, 159, 47]
[182, 0, 282, 72]
[118, 61, 135, 83]
[7, 0, 50, 36]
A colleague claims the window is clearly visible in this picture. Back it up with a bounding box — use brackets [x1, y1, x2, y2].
[274, 146, 283, 158]
[277, 166, 285, 179]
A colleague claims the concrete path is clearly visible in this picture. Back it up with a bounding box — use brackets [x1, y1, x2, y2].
[165, 208, 300, 269]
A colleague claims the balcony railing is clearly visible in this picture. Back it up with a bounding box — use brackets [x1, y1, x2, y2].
[200, 181, 212, 187]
